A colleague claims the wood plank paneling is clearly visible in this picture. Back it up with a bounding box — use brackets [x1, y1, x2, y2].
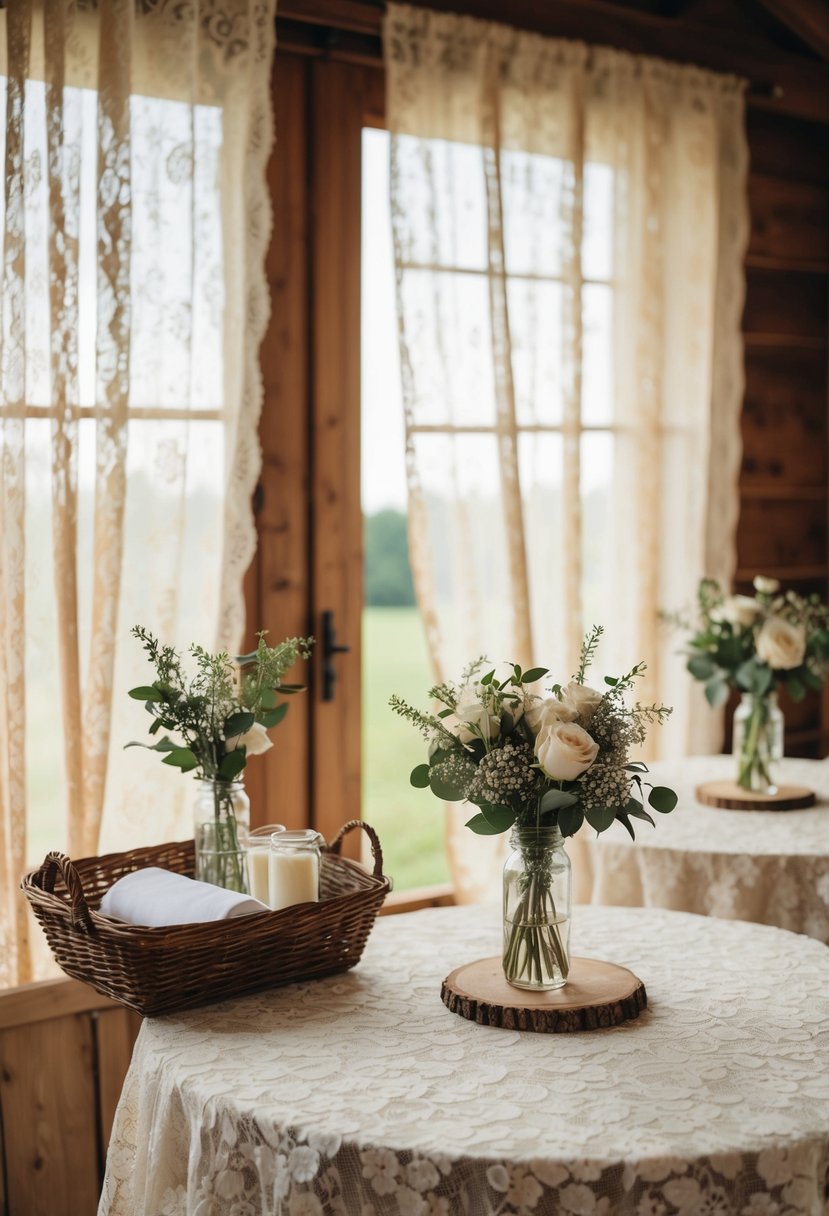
[743, 268, 828, 340]
[0, 1016, 99, 1216]
[748, 174, 829, 263]
[0, 977, 121, 1033]
[94, 1009, 141, 1159]
[745, 110, 829, 186]
[737, 499, 826, 570]
[741, 347, 827, 486]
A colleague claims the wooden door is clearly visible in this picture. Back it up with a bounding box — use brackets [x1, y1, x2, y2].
[246, 52, 369, 853]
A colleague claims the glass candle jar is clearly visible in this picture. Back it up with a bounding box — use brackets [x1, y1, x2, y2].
[245, 825, 286, 906]
[269, 830, 323, 911]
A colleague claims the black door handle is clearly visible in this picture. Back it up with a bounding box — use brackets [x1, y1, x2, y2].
[321, 610, 350, 702]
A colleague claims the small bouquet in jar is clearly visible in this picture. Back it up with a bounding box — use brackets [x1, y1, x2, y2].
[391, 627, 676, 990]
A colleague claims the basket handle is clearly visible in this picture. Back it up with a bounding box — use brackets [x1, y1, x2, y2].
[35, 852, 95, 933]
[325, 820, 384, 879]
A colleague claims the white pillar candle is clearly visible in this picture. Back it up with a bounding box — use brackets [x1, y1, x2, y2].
[268, 849, 320, 910]
[247, 847, 271, 905]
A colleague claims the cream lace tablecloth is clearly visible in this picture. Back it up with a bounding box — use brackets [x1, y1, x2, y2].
[99, 903, 829, 1216]
[578, 756, 829, 943]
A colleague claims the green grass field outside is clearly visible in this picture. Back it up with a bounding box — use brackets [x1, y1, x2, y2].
[361, 606, 450, 890]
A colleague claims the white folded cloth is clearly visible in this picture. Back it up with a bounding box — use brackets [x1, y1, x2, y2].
[98, 867, 269, 927]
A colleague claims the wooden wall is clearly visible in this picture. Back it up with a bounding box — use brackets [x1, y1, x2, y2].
[0, 980, 140, 1216]
[737, 106, 829, 755]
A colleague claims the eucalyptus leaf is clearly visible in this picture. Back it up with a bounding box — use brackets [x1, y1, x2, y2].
[648, 785, 678, 814]
[465, 812, 507, 835]
[557, 804, 584, 837]
[704, 677, 729, 708]
[786, 677, 806, 702]
[259, 704, 288, 729]
[219, 750, 246, 781]
[410, 763, 431, 789]
[162, 747, 199, 772]
[224, 711, 255, 739]
[803, 668, 823, 692]
[687, 654, 716, 680]
[522, 666, 548, 684]
[429, 772, 466, 802]
[128, 686, 158, 701]
[584, 804, 617, 833]
[479, 804, 515, 832]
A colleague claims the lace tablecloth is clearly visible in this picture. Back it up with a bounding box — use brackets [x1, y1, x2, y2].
[578, 756, 829, 942]
[99, 903, 829, 1216]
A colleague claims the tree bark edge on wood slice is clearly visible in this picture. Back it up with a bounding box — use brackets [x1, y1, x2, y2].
[441, 955, 647, 1034]
[695, 780, 816, 811]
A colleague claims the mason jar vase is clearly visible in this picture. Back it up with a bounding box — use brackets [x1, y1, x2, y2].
[192, 778, 250, 892]
[502, 824, 572, 991]
[732, 691, 784, 795]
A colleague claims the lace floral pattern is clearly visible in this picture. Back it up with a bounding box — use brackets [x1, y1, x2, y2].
[384, 3, 748, 903]
[100, 904, 829, 1215]
[0, 0, 275, 986]
[580, 756, 829, 943]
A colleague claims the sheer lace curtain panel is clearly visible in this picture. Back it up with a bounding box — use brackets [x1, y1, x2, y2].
[384, 4, 748, 900]
[0, 0, 275, 985]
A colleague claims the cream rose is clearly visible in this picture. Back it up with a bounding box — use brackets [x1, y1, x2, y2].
[535, 721, 599, 782]
[753, 575, 780, 595]
[561, 681, 603, 725]
[228, 721, 273, 756]
[711, 595, 762, 630]
[525, 696, 576, 735]
[756, 617, 806, 671]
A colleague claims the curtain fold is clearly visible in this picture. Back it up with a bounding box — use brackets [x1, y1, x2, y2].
[385, 3, 748, 901]
[0, 0, 275, 985]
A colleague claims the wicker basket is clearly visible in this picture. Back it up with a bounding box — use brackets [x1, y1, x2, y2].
[21, 820, 390, 1017]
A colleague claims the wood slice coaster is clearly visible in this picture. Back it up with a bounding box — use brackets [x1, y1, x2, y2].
[696, 780, 816, 811]
[441, 955, 646, 1034]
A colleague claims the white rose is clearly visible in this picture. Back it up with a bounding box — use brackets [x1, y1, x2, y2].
[525, 696, 576, 735]
[756, 617, 806, 671]
[560, 681, 603, 725]
[445, 700, 499, 744]
[711, 595, 762, 630]
[228, 721, 273, 756]
[535, 721, 599, 782]
[753, 575, 780, 594]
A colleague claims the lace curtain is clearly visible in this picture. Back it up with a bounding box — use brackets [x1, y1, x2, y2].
[384, 4, 748, 900]
[0, 0, 275, 985]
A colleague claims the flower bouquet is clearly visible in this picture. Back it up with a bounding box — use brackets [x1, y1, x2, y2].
[673, 577, 829, 793]
[391, 627, 676, 990]
[127, 627, 313, 891]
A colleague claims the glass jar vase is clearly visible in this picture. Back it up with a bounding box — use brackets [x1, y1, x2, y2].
[503, 824, 571, 991]
[193, 778, 250, 892]
[733, 691, 784, 795]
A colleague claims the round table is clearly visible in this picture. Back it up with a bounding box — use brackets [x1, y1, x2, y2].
[99, 903, 829, 1216]
[579, 755, 829, 943]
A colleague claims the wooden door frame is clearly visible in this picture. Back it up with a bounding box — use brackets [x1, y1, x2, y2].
[246, 47, 453, 908]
